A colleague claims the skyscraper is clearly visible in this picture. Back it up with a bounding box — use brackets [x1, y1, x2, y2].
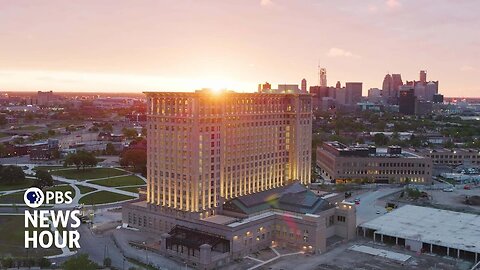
[399, 88, 416, 115]
[336, 81, 341, 89]
[345, 82, 363, 105]
[319, 67, 327, 87]
[301, 78, 307, 93]
[420, 70, 427, 83]
[143, 90, 312, 213]
[382, 74, 393, 97]
[382, 73, 403, 99]
[391, 74, 403, 97]
[123, 90, 356, 267]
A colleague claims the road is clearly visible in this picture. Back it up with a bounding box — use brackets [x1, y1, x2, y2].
[50, 224, 137, 270]
[353, 187, 402, 226]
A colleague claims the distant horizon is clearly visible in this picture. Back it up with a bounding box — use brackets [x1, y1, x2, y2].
[0, 89, 479, 100]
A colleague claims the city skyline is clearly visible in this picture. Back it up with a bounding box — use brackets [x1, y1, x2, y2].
[1, 0, 480, 97]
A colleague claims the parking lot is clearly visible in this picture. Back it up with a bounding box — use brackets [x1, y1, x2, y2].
[246, 239, 473, 270]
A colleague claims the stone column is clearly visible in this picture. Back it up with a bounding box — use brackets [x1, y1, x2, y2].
[160, 233, 171, 253]
[200, 244, 212, 268]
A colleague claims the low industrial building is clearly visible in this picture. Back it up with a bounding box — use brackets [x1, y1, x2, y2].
[316, 141, 432, 184]
[358, 205, 480, 263]
[123, 182, 356, 269]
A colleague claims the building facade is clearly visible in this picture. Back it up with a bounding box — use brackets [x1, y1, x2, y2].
[414, 148, 480, 166]
[143, 90, 312, 217]
[316, 141, 432, 184]
[122, 90, 357, 269]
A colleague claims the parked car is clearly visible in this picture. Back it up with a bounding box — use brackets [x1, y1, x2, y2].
[464, 185, 471, 190]
[443, 188, 454, 192]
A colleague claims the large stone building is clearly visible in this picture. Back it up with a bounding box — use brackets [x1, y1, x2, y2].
[316, 141, 432, 184]
[123, 90, 356, 269]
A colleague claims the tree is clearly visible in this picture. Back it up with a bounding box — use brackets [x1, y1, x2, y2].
[0, 114, 7, 126]
[373, 133, 389, 146]
[1, 257, 14, 268]
[64, 151, 98, 170]
[64, 153, 82, 169]
[122, 127, 138, 139]
[105, 143, 117, 155]
[120, 149, 147, 175]
[62, 254, 98, 270]
[35, 169, 54, 189]
[37, 257, 51, 268]
[0, 143, 6, 157]
[0, 165, 26, 185]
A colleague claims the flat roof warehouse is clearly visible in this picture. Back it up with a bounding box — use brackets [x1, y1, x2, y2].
[359, 205, 480, 255]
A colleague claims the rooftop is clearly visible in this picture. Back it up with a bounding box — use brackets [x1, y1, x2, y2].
[223, 182, 332, 216]
[360, 205, 480, 253]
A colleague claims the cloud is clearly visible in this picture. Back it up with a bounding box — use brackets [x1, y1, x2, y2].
[260, 0, 273, 7]
[460, 65, 477, 72]
[327, 48, 360, 58]
[368, 4, 379, 13]
[386, 0, 401, 10]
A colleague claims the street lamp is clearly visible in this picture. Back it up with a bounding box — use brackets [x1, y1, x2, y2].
[143, 241, 149, 264]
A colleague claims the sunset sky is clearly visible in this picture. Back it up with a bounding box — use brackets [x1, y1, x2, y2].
[1, 0, 479, 96]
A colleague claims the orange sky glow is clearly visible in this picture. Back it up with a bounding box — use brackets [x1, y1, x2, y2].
[1, 0, 479, 97]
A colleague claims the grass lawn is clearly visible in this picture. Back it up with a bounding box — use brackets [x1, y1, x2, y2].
[0, 178, 34, 191]
[0, 192, 24, 204]
[0, 132, 10, 138]
[13, 125, 42, 131]
[45, 184, 75, 197]
[117, 186, 145, 193]
[0, 215, 62, 258]
[89, 175, 145, 187]
[76, 185, 97, 194]
[79, 191, 135, 205]
[33, 166, 71, 171]
[51, 168, 127, 180]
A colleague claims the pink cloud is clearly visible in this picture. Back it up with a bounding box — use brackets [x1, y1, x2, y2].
[386, 0, 401, 10]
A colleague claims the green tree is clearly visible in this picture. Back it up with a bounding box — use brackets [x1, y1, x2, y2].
[0, 114, 7, 126]
[373, 133, 389, 146]
[35, 169, 54, 189]
[64, 153, 82, 169]
[122, 127, 138, 139]
[38, 257, 51, 268]
[0, 143, 6, 157]
[105, 143, 117, 155]
[64, 151, 98, 170]
[62, 254, 98, 270]
[0, 165, 26, 185]
[120, 149, 147, 175]
[1, 257, 14, 268]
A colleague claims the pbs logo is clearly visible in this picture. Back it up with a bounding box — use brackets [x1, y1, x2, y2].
[24, 188, 44, 208]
